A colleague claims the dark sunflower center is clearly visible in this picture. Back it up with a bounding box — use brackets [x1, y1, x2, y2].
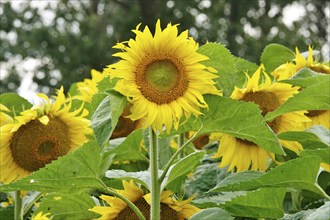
[115, 197, 179, 220]
[110, 116, 139, 139]
[193, 134, 210, 150]
[237, 91, 282, 145]
[305, 110, 326, 117]
[135, 57, 188, 104]
[10, 117, 71, 172]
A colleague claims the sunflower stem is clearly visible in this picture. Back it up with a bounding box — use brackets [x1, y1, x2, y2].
[104, 187, 146, 220]
[149, 127, 160, 220]
[159, 125, 203, 184]
[178, 133, 185, 158]
[14, 191, 22, 220]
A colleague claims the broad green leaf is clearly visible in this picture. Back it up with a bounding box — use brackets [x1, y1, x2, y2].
[278, 131, 329, 149]
[90, 76, 113, 114]
[261, 44, 295, 73]
[192, 192, 246, 208]
[158, 136, 174, 169]
[223, 188, 286, 219]
[282, 202, 330, 220]
[185, 163, 230, 197]
[198, 43, 236, 96]
[105, 170, 152, 190]
[36, 192, 99, 220]
[281, 68, 329, 88]
[212, 157, 326, 197]
[190, 207, 234, 220]
[107, 130, 148, 161]
[233, 57, 259, 88]
[0, 93, 32, 117]
[307, 126, 330, 146]
[91, 91, 126, 147]
[0, 141, 106, 192]
[299, 148, 330, 164]
[163, 152, 205, 189]
[171, 95, 283, 154]
[264, 77, 330, 121]
[0, 207, 13, 220]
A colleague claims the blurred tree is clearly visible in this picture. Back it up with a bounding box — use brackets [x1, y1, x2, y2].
[0, 0, 329, 95]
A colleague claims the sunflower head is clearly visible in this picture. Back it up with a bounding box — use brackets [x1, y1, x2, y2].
[73, 69, 105, 103]
[31, 211, 52, 220]
[272, 46, 330, 80]
[0, 104, 13, 126]
[214, 66, 310, 172]
[89, 180, 200, 220]
[106, 19, 220, 133]
[0, 87, 92, 183]
[110, 104, 143, 139]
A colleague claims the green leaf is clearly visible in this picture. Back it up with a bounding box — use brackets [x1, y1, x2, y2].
[223, 188, 286, 219]
[107, 130, 148, 161]
[211, 157, 326, 196]
[198, 43, 236, 96]
[185, 163, 230, 197]
[193, 192, 246, 208]
[91, 91, 126, 147]
[307, 126, 330, 146]
[0, 207, 14, 220]
[264, 76, 330, 121]
[233, 57, 259, 88]
[36, 192, 99, 220]
[105, 170, 152, 190]
[190, 207, 234, 220]
[281, 68, 329, 88]
[282, 202, 330, 220]
[278, 131, 329, 149]
[0, 141, 106, 192]
[163, 152, 205, 189]
[261, 44, 295, 73]
[299, 148, 330, 164]
[0, 93, 32, 117]
[158, 136, 174, 169]
[196, 96, 283, 154]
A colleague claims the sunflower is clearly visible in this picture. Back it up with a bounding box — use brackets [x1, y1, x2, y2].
[89, 180, 200, 220]
[213, 66, 310, 172]
[0, 87, 92, 183]
[31, 212, 52, 220]
[110, 104, 143, 139]
[0, 104, 13, 126]
[106, 19, 220, 132]
[272, 46, 329, 129]
[73, 69, 105, 103]
[272, 46, 330, 80]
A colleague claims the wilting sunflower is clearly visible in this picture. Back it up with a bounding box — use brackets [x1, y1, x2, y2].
[89, 180, 200, 220]
[106, 19, 220, 132]
[73, 69, 105, 103]
[0, 87, 92, 183]
[272, 46, 330, 129]
[0, 104, 13, 126]
[214, 66, 310, 172]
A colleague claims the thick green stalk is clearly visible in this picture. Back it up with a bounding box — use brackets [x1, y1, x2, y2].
[149, 127, 160, 220]
[178, 133, 185, 158]
[14, 191, 22, 220]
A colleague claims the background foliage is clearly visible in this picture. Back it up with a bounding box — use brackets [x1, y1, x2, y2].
[1, 0, 329, 95]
